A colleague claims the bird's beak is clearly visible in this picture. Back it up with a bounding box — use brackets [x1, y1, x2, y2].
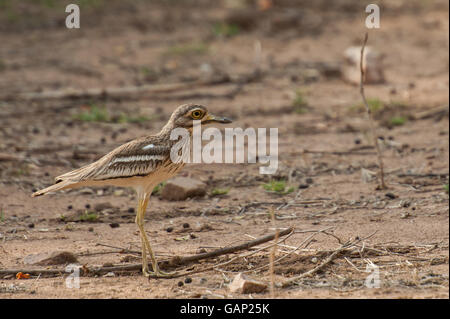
[203, 113, 233, 124]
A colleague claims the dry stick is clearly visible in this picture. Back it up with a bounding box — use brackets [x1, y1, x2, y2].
[2, 76, 230, 101]
[236, 226, 335, 275]
[2, 70, 261, 102]
[279, 238, 361, 288]
[169, 227, 293, 267]
[211, 229, 295, 272]
[360, 32, 387, 189]
[0, 227, 293, 278]
[279, 231, 378, 288]
[269, 208, 279, 298]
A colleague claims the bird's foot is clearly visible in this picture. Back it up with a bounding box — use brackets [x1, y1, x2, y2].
[149, 268, 178, 278]
[142, 265, 177, 278]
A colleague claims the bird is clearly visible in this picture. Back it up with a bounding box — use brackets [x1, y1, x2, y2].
[32, 103, 232, 277]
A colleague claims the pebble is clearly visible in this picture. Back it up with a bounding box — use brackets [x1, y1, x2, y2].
[161, 177, 206, 201]
[103, 272, 115, 277]
[385, 193, 397, 199]
[109, 223, 120, 228]
[228, 273, 267, 294]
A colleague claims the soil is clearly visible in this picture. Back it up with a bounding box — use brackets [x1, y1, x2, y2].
[0, 0, 448, 299]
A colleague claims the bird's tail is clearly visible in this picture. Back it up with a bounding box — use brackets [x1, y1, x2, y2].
[31, 179, 79, 197]
[31, 162, 99, 197]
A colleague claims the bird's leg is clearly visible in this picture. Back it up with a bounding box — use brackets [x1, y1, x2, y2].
[136, 196, 151, 277]
[136, 194, 176, 278]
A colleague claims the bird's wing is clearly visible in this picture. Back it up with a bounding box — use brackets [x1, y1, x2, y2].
[56, 138, 172, 182]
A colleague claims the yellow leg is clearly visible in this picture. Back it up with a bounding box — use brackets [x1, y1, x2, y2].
[135, 194, 176, 278]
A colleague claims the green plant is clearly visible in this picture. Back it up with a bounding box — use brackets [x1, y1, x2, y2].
[211, 188, 230, 196]
[351, 98, 384, 114]
[213, 23, 240, 37]
[444, 184, 449, 194]
[0, 208, 4, 222]
[166, 42, 209, 56]
[75, 104, 109, 122]
[390, 116, 407, 126]
[79, 211, 98, 222]
[263, 180, 294, 195]
[117, 113, 150, 124]
[366, 98, 384, 113]
[292, 90, 309, 114]
[152, 182, 166, 195]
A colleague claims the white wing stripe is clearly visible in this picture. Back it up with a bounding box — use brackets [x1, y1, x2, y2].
[142, 144, 155, 150]
[109, 155, 165, 165]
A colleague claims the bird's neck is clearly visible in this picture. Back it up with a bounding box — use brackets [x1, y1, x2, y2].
[158, 121, 194, 140]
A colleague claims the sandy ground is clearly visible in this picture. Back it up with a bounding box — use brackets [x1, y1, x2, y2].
[0, 0, 448, 298]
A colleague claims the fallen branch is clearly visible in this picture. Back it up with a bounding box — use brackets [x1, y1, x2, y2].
[1, 75, 230, 101]
[0, 227, 293, 278]
[1, 70, 261, 102]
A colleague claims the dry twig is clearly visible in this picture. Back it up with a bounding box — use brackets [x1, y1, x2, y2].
[0, 227, 293, 278]
[359, 32, 387, 189]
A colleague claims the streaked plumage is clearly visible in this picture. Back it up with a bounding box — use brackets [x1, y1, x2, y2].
[32, 103, 232, 277]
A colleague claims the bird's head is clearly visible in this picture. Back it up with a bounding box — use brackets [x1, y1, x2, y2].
[169, 103, 232, 129]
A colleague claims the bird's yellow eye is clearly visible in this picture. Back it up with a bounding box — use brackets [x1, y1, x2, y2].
[191, 109, 204, 119]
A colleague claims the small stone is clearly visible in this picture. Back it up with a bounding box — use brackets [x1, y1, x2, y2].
[103, 272, 115, 277]
[400, 212, 411, 219]
[305, 178, 314, 184]
[114, 189, 124, 196]
[166, 227, 173, 233]
[28, 223, 35, 228]
[109, 223, 120, 228]
[67, 205, 73, 210]
[298, 184, 309, 189]
[177, 281, 184, 287]
[161, 177, 207, 201]
[228, 273, 267, 294]
[94, 202, 113, 212]
[385, 192, 397, 199]
[88, 227, 94, 232]
[23, 251, 78, 266]
[184, 277, 192, 284]
[85, 204, 91, 209]
[127, 207, 135, 214]
[182, 223, 190, 229]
